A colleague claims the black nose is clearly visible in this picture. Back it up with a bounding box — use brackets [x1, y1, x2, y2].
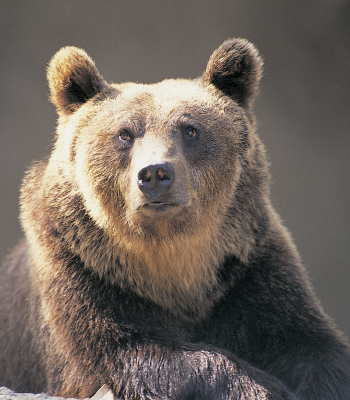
[137, 162, 175, 199]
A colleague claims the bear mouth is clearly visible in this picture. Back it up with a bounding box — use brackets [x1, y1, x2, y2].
[138, 201, 181, 217]
[143, 201, 178, 210]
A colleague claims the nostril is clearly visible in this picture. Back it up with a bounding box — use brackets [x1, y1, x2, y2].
[138, 168, 152, 182]
[156, 167, 171, 181]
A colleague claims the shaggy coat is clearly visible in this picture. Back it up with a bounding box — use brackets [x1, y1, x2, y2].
[1, 39, 350, 400]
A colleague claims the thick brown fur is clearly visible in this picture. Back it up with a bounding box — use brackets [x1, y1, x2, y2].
[1, 39, 350, 399]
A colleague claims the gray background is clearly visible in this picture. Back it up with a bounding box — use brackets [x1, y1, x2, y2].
[1, 1, 349, 337]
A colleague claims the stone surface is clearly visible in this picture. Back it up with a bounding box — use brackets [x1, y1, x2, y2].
[0, 386, 116, 400]
[0, 387, 67, 400]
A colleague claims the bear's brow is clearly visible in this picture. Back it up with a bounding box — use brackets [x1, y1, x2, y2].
[127, 92, 156, 109]
[173, 114, 201, 129]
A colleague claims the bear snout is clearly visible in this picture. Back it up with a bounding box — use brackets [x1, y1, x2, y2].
[137, 162, 175, 202]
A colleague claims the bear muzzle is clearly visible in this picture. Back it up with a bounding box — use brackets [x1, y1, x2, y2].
[136, 161, 180, 214]
[127, 155, 194, 220]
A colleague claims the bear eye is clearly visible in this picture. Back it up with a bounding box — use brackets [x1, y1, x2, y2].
[119, 130, 133, 143]
[184, 127, 198, 140]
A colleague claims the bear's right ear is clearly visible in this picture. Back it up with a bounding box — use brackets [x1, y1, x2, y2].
[202, 39, 263, 108]
[47, 46, 108, 115]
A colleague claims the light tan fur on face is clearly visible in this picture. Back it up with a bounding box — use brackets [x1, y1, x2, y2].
[69, 82, 247, 318]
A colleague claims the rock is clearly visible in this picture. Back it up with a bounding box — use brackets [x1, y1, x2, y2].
[0, 386, 117, 400]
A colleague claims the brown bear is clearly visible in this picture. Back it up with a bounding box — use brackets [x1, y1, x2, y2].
[0, 39, 350, 400]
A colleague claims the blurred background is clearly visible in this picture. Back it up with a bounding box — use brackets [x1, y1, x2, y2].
[1, 1, 349, 336]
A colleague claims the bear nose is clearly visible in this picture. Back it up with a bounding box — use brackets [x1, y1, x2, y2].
[137, 162, 175, 199]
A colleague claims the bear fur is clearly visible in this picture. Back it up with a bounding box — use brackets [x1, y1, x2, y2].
[1, 39, 350, 400]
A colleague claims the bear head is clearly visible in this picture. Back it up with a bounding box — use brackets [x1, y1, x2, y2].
[21, 39, 267, 317]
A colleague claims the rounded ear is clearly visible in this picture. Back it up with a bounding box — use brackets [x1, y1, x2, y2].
[202, 38, 263, 108]
[47, 46, 108, 115]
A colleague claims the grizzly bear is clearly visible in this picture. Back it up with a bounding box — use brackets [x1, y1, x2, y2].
[0, 38, 350, 400]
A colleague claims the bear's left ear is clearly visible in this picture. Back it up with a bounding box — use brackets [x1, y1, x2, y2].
[202, 39, 263, 108]
[47, 46, 108, 115]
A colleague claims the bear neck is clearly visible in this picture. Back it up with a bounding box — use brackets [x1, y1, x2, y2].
[20, 158, 269, 321]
